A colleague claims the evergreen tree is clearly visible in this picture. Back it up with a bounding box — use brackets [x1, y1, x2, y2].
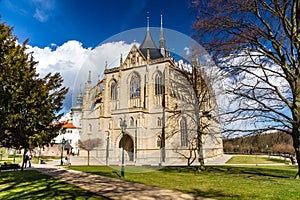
[0, 20, 68, 170]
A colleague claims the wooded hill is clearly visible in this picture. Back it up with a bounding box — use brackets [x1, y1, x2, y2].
[223, 132, 294, 155]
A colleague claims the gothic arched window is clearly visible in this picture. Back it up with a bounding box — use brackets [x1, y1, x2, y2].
[89, 124, 92, 132]
[130, 117, 135, 127]
[111, 81, 118, 100]
[157, 137, 161, 147]
[155, 73, 163, 95]
[130, 73, 140, 99]
[180, 118, 188, 147]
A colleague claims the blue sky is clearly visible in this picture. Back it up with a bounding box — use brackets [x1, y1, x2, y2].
[0, 0, 197, 114]
[0, 0, 195, 48]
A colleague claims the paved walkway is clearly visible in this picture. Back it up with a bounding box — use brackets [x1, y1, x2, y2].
[205, 154, 233, 165]
[29, 154, 233, 199]
[32, 162, 214, 200]
[46, 154, 233, 166]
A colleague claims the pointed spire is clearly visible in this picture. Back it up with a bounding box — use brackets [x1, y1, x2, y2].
[160, 12, 164, 38]
[79, 84, 82, 96]
[147, 11, 150, 32]
[75, 90, 83, 108]
[139, 12, 164, 60]
[120, 53, 123, 66]
[159, 12, 166, 57]
[105, 61, 108, 70]
[88, 70, 91, 84]
[87, 70, 91, 90]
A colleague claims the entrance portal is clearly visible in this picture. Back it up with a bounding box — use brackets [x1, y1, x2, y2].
[119, 134, 134, 161]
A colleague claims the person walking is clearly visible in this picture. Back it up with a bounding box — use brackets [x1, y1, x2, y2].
[28, 154, 32, 167]
[24, 154, 29, 168]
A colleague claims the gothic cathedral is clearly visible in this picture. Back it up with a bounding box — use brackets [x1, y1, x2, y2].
[72, 15, 223, 165]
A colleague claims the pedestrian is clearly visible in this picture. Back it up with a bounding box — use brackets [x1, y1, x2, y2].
[28, 154, 32, 167]
[24, 154, 29, 168]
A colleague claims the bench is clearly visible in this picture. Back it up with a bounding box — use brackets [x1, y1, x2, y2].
[0, 163, 20, 172]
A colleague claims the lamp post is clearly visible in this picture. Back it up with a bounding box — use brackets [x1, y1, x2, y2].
[106, 135, 109, 166]
[120, 119, 127, 179]
[60, 138, 66, 165]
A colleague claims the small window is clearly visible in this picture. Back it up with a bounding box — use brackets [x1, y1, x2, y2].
[130, 117, 134, 127]
[157, 137, 161, 147]
[130, 73, 141, 99]
[180, 118, 188, 147]
[157, 117, 162, 127]
[111, 81, 118, 100]
[155, 73, 163, 95]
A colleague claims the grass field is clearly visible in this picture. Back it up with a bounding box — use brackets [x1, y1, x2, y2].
[0, 155, 60, 165]
[0, 170, 106, 200]
[226, 155, 290, 164]
[69, 165, 300, 200]
[1, 155, 299, 199]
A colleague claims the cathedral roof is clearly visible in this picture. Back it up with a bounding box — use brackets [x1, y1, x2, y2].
[139, 31, 158, 50]
[139, 17, 163, 60]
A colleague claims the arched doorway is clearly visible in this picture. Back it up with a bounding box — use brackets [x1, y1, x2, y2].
[119, 134, 134, 161]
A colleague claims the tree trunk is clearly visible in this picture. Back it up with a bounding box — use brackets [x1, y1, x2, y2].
[292, 127, 300, 179]
[21, 149, 27, 171]
[293, 77, 300, 178]
[197, 125, 205, 171]
[295, 148, 300, 179]
[87, 150, 90, 166]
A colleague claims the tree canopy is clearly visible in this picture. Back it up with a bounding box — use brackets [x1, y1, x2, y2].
[191, 0, 300, 177]
[0, 21, 68, 164]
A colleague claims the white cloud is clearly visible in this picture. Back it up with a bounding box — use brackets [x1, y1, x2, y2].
[218, 52, 292, 135]
[184, 47, 190, 55]
[27, 40, 133, 114]
[32, 0, 55, 22]
[33, 9, 48, 22]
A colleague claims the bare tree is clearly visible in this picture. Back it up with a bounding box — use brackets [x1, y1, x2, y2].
[172, 137, 198, 166]
[191, 0, 300, 177]
[165, 56, 221, 170]
[78, 138, 101, 166]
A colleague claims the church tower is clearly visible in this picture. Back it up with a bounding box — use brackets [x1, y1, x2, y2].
[139, 14, 163, 60]
[71, 91, 83, 128]
[159, 12, 166, 57]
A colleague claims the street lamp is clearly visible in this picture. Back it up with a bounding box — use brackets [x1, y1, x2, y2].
[120, 119, 127, 179]
[105, 135, 109, 166]
[60, 138, 66, 165]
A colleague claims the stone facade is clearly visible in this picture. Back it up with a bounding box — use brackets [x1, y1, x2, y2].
[75, 18, 223, 166]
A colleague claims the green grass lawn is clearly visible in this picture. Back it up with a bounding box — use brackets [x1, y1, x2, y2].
[0, 170, 106, 200]
[69, 165, 300, 200]
[1, 155, 299, 199]
[226, 155, 290, 164]
[0, 155, 60, 165]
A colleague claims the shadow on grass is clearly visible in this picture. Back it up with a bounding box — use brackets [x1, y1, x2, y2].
[223, 166, 294, 178]
[0, 170, 108, 200]
[69, 166, 121, 179]
[159, 166, 296, 180]
[190, 188, 240, 199]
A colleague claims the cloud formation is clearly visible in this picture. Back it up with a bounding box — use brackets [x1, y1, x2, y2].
[32, 0, 55, 22]
[27, 40, 133, 114]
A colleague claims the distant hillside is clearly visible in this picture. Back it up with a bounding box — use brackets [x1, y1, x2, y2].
[223, 131, 294, 155]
